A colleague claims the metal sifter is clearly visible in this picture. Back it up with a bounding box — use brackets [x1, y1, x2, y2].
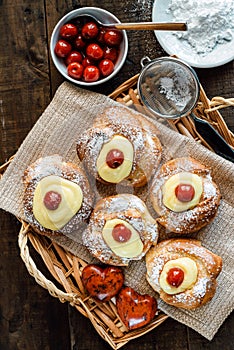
[137, 56, 234, 162]
[137, 56, 200, 119]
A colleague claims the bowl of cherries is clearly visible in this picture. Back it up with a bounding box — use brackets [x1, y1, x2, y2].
[50, 7, 128, 86]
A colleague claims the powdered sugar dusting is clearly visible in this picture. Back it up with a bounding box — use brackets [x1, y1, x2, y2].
[146, 239, 222, 308]
[82, 194, 159, 266]
[159, 69, 192, 112]
[23, 155, 94, 236]
[77, 106, 162, 187]
[150, 158, 221, 233]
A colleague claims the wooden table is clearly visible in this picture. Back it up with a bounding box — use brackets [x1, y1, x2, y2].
[1, 1, 233, 349]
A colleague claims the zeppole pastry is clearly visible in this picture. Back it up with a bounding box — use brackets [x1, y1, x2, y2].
[77, 106, 162, 187]
[82, 194, 159, 266]
[150, 157, 221, 234]
[146, 239, 222, 309]
[23, 155, 94, 236]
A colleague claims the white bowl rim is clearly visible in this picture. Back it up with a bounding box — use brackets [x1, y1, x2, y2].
[50, 7, 128, 86]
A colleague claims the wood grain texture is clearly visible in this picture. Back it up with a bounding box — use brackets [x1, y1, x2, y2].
[0, 0, 233, 349]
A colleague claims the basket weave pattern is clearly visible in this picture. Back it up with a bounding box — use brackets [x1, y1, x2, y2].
[109, 74, 234, 151]
[1, 76, 233, 349]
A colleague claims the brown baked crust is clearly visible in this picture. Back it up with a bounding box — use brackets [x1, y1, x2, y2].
[145, 238, 222, 309]
[76, 106, 162, 187]
[82, 193, 159, 266]
[150, 157, 221, 234]
[23, 155, 94, 236]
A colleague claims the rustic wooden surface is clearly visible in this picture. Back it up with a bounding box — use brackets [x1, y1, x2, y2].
[0, 0, 233, 349]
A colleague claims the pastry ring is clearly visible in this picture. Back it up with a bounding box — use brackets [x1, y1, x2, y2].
[150, 157, 221, 234]
[77, 106, 162, 187]
[23, 155, 94, 236]
[146, 238, 222, 309]
[82, 193, 159, 266]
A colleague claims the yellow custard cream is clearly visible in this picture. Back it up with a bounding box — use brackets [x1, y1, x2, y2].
[159, 257, 198, 295]
[33, 175, 83, 230]
[102, 218, 143, 258]
[163, 172, 203, 212]
[96, 135, 134, 183]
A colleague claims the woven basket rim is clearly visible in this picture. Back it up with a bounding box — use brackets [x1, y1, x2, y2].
[1, 74, 233, 349]
[109, 74, 234, 150]
[17, 219, 169, 349]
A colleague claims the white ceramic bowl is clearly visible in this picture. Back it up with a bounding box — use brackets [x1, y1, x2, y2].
[50, 7, 128, 86]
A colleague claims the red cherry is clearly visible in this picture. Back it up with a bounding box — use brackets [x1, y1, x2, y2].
[54, 39, 72, 58]
[43, 191, 62, 210]
[166, 267, 184, 288]
[83, 65, 100, 82]
[67, 62, 84, 80]
[97, 27, 107, 44]
[99, 59, 114, 77]
[104, 29, 123, 46]
[106, 149, 124, 168]
[65, 51, 83, 65]
[86, 43, 104, 60]
[59, 23, 78, 39]
[175, 184, 195, 202]
[74, 34, 87, 50]
[82, 56, 95, 68]
[103, 46, 118, 62]
[112, 224, 132, 242]
[82, 21, 99, 39]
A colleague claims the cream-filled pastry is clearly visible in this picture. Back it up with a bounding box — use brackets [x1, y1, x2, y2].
[23, 155, 94, 236]
[146, 239, 222, 309]
[82, 194, 159, 266]
[150, 157, 221, 234]
[77, 106, 162, 187]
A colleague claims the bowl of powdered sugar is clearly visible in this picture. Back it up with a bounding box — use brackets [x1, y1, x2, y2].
[152, 0, 234, 68]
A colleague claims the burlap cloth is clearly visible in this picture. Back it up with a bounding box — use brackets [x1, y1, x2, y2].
[0, 82, 233, 340]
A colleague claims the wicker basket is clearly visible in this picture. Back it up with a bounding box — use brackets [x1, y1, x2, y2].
[1, 76, 233, 349]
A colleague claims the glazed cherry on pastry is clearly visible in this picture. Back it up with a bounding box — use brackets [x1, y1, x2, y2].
[74, 34, 86, 51]
[112, 224, 132, 242]
[104, 29, 123, 46]
[166, 267, 184, 288]
[83, 65, 100, 82]
[54, 39, 72, 58]
[67, 62, 84, 79]
[65, 51, 83, 65]
[43, 191, 62, 210]
[86, 43, 104, 60]
[106, 149, 124, 168]
[81, 21, 99, 39]
[59, 23, 78, 39]
[175, 184, 195, 202]
[99, 59, 114, 77]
